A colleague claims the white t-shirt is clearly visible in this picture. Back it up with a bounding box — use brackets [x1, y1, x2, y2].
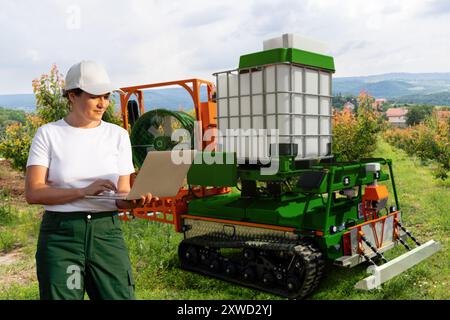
[26, 119, 135, 212]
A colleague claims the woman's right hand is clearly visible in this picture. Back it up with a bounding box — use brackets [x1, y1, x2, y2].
[82, 179, 117, 196]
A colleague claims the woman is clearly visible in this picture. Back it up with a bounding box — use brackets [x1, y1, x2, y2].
[25, 60, 153, 300]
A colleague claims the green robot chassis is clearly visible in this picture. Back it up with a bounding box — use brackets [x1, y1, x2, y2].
[176, 153, 440, 298]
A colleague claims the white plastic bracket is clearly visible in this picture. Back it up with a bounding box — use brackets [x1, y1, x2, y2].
[355, 240, 441, 290]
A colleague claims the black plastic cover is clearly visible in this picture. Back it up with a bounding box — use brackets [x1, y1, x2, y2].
[297, 171, 327, 189]
[127, 100, 140, 128]
[269, 143, 298, 157]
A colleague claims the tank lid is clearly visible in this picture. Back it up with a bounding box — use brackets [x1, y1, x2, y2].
[263, 34, 330, 55]
[239, 47, 335, 72]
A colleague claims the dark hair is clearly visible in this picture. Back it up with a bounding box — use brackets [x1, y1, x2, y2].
[63, 88, 84, 99]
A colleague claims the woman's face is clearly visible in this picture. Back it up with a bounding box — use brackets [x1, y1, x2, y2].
[69, 91, 110, 122]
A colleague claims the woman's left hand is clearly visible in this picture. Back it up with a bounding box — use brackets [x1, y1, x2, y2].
[134, 193, 157, 208]
[115, 193, 159, 209]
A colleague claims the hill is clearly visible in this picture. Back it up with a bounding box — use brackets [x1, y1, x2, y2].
[333, 72, 450, 105]
[390, 91, 450, 106]
[0, 95, 36, 112]
[1, 72, 449, 111]
[0, 87, 208, 113]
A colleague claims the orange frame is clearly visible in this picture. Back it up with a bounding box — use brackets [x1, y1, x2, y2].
[118, 78, 229, 231]
[119, 78, 216, 150]
[342, 211, 401, 256]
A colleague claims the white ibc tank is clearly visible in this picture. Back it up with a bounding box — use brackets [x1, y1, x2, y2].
[216, 63, 332, 162]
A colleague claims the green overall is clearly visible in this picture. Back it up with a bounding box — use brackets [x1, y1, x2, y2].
[36, 211, 135, 300]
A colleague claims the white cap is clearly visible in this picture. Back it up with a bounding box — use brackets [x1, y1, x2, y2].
[64, 60, 123, 95]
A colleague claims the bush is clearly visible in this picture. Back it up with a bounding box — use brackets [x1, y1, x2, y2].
[0, 115, 43, 172]
[383, 114, 450, 180]
[0, 107, 26, 139]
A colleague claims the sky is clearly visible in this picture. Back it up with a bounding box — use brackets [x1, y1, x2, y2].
[0, 0, 449, 94]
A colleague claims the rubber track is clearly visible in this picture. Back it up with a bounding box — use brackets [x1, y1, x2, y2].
[178, 236, 324, 299]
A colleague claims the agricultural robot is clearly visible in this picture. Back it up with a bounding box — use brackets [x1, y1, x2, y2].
[117, 34, 441, 299]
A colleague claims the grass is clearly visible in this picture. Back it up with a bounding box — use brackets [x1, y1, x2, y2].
[0, 138, 448, 300]
[0, 193, 41, 253]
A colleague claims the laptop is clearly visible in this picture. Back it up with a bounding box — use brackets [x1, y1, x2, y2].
[85, 150, 196, 200]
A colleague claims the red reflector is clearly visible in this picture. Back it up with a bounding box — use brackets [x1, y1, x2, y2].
[343, 233, 352, 256]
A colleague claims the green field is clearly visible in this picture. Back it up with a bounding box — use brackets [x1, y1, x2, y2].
[0, 139, 448, 300]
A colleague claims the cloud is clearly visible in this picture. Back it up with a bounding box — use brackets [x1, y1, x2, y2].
[179, 6, 230, 28]
[0, 0, 448, 94]
[333, 41, 371, 56]
[420, 0, 450, 16]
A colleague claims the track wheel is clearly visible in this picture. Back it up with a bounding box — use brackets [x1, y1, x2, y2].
[224, 262, 236, 276]
[199, 250, 208, 264]
[209, 259, 220, 271]
[262, 272, 274, 286]
[243, 267, 255, 281]
[274, 271, 284, 282]
[286, 275, 301, 291]
[178, 243, 198, 266]
[243, 248, 256, 260]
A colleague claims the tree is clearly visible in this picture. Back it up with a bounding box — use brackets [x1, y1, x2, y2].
[332, 91, 380, 161]
[101, 99, 122, 126]
[406, 105, 433, 126]
[32, 64, 69, 123]
[332, 93, 358, 110]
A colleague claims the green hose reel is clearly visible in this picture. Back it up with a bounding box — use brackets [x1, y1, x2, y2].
[129, 109, 195, 168]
